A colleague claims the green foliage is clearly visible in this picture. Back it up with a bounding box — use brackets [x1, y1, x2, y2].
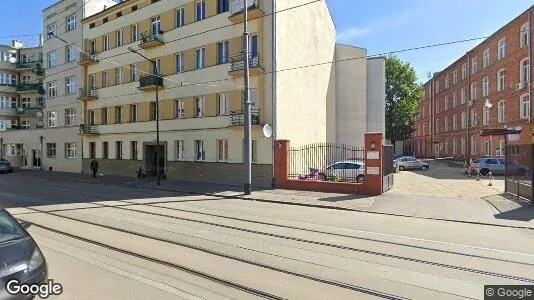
[327, 174, 339, 182]
[385, 56, 424, 144]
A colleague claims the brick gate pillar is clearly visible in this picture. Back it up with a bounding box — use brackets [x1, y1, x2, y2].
[364, 133, 384, 195]
[274, 140, 290, 188]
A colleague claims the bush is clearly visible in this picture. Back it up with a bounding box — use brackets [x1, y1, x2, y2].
[327, 174, 339, 182]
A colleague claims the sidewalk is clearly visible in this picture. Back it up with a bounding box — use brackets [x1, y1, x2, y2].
[24, 170, 534, 229]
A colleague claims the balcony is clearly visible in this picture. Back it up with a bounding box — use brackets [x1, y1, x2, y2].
[16, 60, 43, 70]
[78, 52, 99, 66]
[228, 54, 263, 77]
[229, 0, 264, 24]
[229, 109, 261, 126]
[16, 107, 43, 117]
[78, 88, 99, 101]
[79, 124, 99, 135]
[138, 75, 163, 92]
[139, 32, 164, 50]
[16, 83, 41, 94]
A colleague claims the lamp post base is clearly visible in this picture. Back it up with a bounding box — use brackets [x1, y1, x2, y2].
[244, 183, 251, 195]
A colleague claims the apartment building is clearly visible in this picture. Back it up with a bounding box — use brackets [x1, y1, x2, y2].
[412, 6, 532, 161]
[78, 0, 385, 187]
[0, 0, 116, 172]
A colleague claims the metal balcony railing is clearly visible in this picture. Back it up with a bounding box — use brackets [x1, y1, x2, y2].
[139, 74, 164, 88]
[17, 83, 41, 92]
[230, 54, 260, 72]
[78, 88, 98, 99]
[16, 59, 43, 69]
[79, 124, 99, 134]
[230, 0, 260, 15]
[16, 107, 42, 116]
[230, 109, 260, 126]
[139, 31, 164, 46]
[79, 51, 99, 63]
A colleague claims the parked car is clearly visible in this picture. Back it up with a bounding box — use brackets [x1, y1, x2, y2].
[321, 160, 365, 183]
[0, 208, 48, 299]
[0, 159, 13, 173]
[394, 156, 429, 171]
[470, 157, 528, 176]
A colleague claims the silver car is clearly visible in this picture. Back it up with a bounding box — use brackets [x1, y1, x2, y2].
[470, 157, 528, 176]
[394, 156, 429, 171]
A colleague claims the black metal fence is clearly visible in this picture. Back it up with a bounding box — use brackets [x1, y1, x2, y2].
[383, 144, 395, 192]
[505, 144, 533, 203]
[289, 143, 365, 183]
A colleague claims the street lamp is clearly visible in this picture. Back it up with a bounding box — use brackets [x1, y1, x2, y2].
[243, 0, 252, 195]
[39, 135, 44, 171]
[128, 46, 161, 186]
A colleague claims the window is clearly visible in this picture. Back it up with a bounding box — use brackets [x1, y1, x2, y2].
[131, 141, 138, 160]
[217, 139, 228, 162]
[444, 96, 449, 110]
[218, 0, 229, 13]
[173, 53, 184, 74]
[46, 23, 58, 38]
[196, 48, 206, 69]
[435, 99, 440, 114]
[21, 98, 30, 108]
[484, 141, 491, 156]
[154, 58, 161, 75]
[116, 11, 122, 18]
[21, 120, 30, 130]
[444, 76, 449, 89]
[452, 92, 457, 107]
[116, 141, 122, 159]
[102, 71, 109, 87]
[65, 142, 76, 158]
[176, 8, 185, 28]
[147, 102, 157, 122]
[66, 14, 76, 31]
[176, 99, 184, 118]
[470, 108, 477, 127]
[521, 94, 530, 119]
[498, 100, 505, 123]
[66, 45, 75, 62]
[452, 114, 457, 130]
[483, 105, 490, 125]
[103, 17, 108, 23]
[89, 110, 96, 125]
[195, 97, 205, 117]
[130, 104, 138, 122]
[116, 30, 124, 47]
[22, 75, 30, 84]
[453, 69, 458, 84]
[218, 93, 229, 115]
[471, 136, 477, 156]
[498, 38, 506, 60]
[462, 63, 467, 80]
[131, 64, 139, 81]
[196, 0, 206, 21]
[435, 81, 440, 94]
[151, 16, 161, 35]
[175, 140, 184, 160]
[47, 143, 56, 158]
[47, 51, 56, 68]
[90, 40, 96, 54]
[470, 82, 477, 100]
[89, 74, 96, 89]
[103, 35, 110, 51]
[65, 108, 76, 126]
[471, 57, 477, 74]
[521, 23, 530, 48]
[444, 117, 449, 132]
[115, 106, 122, 123]
[497, 69, 505, 91]
[482, 76, 489, 97]
[461, 111, 466, 129]
[89, 142, 96, 158]
[217, 41, 229, 64]
[483, 49, 490, 68]
[65, 76, 77, 94]
[496, 140, 505, 156]
[435, 119, 439, 134]
[116, 68, 124, 85]
[131, 5, 138, 11]
[195, 140, 205, 161]
[102, 142, 109, 159]
[131, 24, 139, 42]
[452, 138, 457, 155]
[520, 58, 530, 84]
[510, 145, 520, 156]
[102, 108, 108, 124]
[461, 137, 466, 155]
[47, 81, 57, 98]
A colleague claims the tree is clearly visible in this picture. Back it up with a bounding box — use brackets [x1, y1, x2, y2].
[385, 56, 423, 145]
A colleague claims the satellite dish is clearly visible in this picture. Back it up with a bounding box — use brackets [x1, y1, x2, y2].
[484, 99, 493, 108]
[36, 111, 43, 117]
[8, 55, 17, 64]
[17, 107, 23, 112]
[262, 124, 273, 138]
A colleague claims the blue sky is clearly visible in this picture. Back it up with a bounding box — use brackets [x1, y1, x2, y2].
[0, 0, 532, 83]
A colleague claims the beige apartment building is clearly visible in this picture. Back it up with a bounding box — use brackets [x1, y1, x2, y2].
[78, 0, 385, 187]
[0, 0, 116, 172]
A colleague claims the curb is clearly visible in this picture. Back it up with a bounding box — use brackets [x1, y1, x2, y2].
[34, 174, 534, 231]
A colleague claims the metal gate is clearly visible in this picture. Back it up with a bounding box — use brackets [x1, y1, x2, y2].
[505, 144, 533, 203]
[383, 144, 395, 192]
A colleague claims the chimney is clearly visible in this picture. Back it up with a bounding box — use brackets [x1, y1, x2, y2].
[39, 34, 43, 46]
[11, 40, 23, 49]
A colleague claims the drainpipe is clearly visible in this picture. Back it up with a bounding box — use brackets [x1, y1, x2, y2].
[466, 52, 471, 163]
[271, 0, 277, 187]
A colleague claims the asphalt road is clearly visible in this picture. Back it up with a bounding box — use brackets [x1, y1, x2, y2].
[1, 172, 534, 299]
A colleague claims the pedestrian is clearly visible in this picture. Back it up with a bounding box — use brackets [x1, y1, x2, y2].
[90, 158, 99, 178]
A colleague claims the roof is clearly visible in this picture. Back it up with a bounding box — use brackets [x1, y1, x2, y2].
[82, 0, 134, 22]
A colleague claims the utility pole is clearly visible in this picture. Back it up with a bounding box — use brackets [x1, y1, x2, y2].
[243, 0, 252, 195]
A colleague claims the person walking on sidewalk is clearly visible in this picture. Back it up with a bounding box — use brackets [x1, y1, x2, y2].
[90, 158, 99, 178]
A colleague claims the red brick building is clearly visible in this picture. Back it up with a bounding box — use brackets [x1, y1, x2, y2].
[411, 6, 532, 162]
